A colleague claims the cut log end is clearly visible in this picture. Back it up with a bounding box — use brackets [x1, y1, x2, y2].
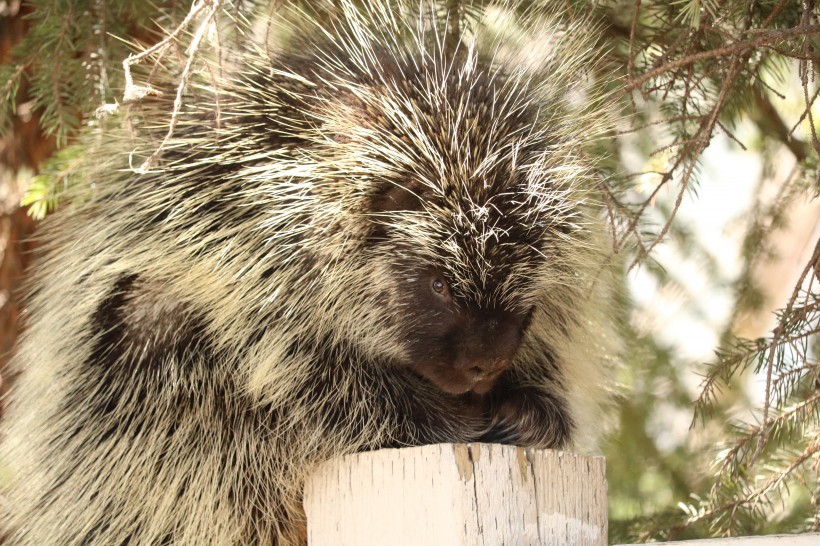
[304, 443, 607, 546]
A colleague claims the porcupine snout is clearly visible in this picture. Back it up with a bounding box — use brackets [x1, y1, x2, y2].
[405, 300, 530, 396]
[448, 309, 526, 394]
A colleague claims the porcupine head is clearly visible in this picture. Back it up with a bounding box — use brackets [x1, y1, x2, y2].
[230, 0, 621, 454]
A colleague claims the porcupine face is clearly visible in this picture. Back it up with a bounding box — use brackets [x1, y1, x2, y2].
[389, 259, 536, 396]
[358, 56, 564, 396]
[260, 3, 593, 397]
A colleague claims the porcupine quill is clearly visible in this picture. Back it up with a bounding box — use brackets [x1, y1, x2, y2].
[1, 1, 620, 544]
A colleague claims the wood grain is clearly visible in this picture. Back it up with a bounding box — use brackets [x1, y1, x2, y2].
[304, 443, 607, 546]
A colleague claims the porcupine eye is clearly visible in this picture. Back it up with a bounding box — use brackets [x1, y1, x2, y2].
[430, 277, 450, 302]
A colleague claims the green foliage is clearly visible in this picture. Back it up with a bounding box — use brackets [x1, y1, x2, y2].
[20, 142, 85, 219]
[671, 0, 720, 29]
[596, 0, 820, 541]
[0, 0, 171, 146]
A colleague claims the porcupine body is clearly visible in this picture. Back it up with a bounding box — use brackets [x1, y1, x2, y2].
[1, 1, 619, 544]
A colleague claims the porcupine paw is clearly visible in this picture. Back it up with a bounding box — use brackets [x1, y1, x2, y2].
[479, 388, 571, 449]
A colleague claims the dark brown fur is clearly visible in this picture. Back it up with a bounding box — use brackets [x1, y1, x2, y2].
[0, 2, 618, 544]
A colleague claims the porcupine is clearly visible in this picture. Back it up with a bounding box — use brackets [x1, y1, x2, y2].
[0, 0, 620, 544]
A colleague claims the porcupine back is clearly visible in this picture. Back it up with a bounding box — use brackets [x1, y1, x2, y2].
[0, 1, 620, 544]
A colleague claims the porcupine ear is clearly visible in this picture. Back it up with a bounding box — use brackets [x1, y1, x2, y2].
[366, 178, 428, 242]
[369, 178, 426, 215]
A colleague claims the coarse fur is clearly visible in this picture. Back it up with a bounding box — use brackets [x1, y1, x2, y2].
[0, 1, 620, 544]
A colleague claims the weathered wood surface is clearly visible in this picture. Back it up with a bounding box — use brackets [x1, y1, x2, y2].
[304, 443, 607, 546]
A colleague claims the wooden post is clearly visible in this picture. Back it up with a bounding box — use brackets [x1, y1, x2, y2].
[304, 443, 607, 546]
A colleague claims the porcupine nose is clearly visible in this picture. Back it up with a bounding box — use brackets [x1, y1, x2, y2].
[462, 358, 509, 380]
[454, 357, 510, 396]
[453, 334, 513, 381]
[454, 313, 521, 384]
